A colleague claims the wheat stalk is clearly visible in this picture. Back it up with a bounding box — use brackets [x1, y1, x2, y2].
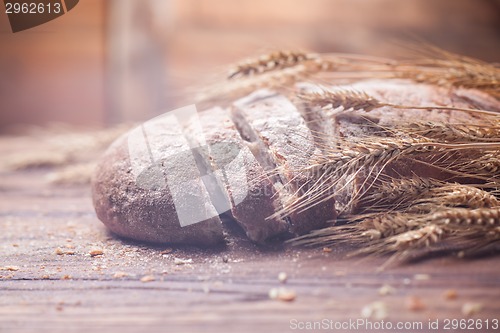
[427, 207, 500, 227]
[358, 177, 440, 212]
[415, 186, 500, 209]
[452, 152, 500, 178]
[297, 86, 500, 117]
[297, 88, 383, 112]
[226, 50, 394, 80]
[393, 44, 500, 98]
[228, 51, 317, 79]
[401, 122, 500, 142]
[384, 224, 445, 251]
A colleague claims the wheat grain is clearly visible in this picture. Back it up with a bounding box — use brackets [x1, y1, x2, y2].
[486, 227, 500, 240]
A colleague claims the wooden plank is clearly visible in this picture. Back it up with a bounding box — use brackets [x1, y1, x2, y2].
[1, 141, 500, 333]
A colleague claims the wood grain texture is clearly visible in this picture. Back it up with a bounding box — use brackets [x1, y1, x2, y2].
[1, 137, 500, 333]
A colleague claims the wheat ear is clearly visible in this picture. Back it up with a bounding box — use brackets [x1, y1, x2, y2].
[228, 51, 317, 79]
[401, 122, 500, 142]
[297, 87, 500, 117]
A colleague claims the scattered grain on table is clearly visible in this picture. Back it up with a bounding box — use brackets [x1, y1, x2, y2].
[405, 295, 426, 311]
[462, 302, 482, 316]
[89, 249, 104, 257]
[174, 258, 193, 265]
[378, 284, 395, 296]
[269, 287, 296, 302]
[443, 289, 458, 300]
[1, 266, 19, 271]
[113, 271, 129, 279]
[140, 275, 155, 283]
[414, 274, 430, 281]
[55, 247, 75, 255]
[278, 272, 288, 283]
[361, 301, 388, 320]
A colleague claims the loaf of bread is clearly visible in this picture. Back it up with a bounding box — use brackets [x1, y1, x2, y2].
[91, 74, 499, 249]
[90, 47, 500, 263]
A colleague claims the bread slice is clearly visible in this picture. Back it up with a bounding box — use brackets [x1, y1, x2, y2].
[183, 107, 289, 243]
[232, 90, 336, 235]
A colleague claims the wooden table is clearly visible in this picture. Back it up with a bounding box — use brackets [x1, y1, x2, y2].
[1, 137, 500, 333]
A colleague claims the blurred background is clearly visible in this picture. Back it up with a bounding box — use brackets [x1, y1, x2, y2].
[0, 0, 499, 132]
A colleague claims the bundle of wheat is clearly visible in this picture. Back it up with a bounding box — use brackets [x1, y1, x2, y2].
[92, 45, 499, 265]
[204, 45, 500, 264]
